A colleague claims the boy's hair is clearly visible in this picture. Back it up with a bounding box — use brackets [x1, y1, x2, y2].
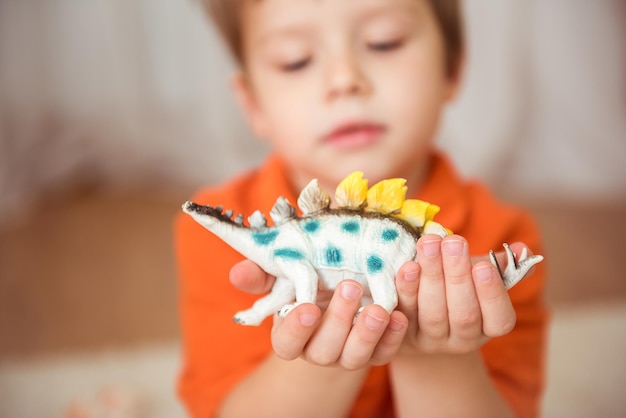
[201, 0, 464, 78]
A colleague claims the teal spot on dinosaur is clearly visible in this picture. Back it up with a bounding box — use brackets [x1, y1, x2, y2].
[325, 246, 343, 266]
[367, 255, 384, 274]
[342, 221, 360, 234]
[382, 229, 399, 242]
[253, 230, 278, 246]
[303, 220, 320, 233]
[274, 248, 304, 260]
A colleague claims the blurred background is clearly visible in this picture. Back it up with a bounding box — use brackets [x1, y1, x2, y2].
[0, 0, 624, 417]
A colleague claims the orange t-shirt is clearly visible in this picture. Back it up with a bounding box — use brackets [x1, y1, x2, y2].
[175, 153, 548, 418]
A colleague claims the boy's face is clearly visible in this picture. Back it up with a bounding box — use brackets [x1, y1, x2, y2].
[234, 0, 460, 193]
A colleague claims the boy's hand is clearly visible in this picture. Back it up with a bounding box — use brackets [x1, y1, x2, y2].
[395, 235, 520, 356]
[229, 262, 408, 369]
[268, 281, 408, 370]
[228, 235, 525, 367]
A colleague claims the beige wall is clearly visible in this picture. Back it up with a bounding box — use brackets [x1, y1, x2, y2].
[441, 0, 626, 201]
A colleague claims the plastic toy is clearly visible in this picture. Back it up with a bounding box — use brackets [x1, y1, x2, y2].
[183, 172, 543, 325]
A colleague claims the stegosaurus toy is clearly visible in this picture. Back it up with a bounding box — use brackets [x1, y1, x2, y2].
[182, 172, 543, 326]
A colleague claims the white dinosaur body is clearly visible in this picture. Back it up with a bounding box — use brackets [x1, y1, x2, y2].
[182, 172, 543, 326]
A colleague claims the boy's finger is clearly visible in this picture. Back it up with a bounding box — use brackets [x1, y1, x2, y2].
[304, 280, 363, 366]
[441, 236, 482, 344]
[395, 261, 420, 331]
[370, 311, 409, 365]
[271, 303, 320, 360]
[472, 262, 517, 337]
[340, 304, 392, 370]
[229, 259, 275, 294]
[416, 235, 449, 341]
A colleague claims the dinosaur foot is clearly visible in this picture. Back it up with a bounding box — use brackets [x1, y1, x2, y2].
[277, 303, 303, 318]
[233, 310, 265, 326]
[489, 243, 544, 290]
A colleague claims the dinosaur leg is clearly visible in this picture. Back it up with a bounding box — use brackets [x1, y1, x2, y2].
[489, 243, 544, 290]
[233, 276, 295, 326]
[366, 271, 399, 314]
[277, 261, 319, 318]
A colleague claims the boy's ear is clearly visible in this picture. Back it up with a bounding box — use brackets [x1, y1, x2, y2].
[231, 72, 270, 139]
[445, 52, 466, 102]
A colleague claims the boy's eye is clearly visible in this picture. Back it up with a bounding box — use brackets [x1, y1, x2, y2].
[367, 39, 404, 52]
[280, 57, 311, 72]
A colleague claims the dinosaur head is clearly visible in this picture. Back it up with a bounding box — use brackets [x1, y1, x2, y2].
[182, 201, 245, 228]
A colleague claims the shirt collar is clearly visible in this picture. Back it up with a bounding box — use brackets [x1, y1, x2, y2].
[416, 151, 471, 234]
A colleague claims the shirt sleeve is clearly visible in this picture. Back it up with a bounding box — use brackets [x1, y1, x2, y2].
[174, 189, 275, 417]
[483, 214, 548, 418]
[465, 184, 549, 418]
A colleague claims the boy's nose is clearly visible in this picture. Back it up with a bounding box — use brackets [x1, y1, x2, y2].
[325, 54, 370, 101]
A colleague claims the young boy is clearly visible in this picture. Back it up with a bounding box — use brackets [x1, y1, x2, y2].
[175, 0, 548, 417]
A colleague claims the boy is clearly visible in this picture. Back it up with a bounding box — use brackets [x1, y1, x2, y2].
[175, 0, 547, 417]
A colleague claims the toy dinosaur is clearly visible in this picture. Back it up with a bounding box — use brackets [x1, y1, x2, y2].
[182, 172, 543, 326]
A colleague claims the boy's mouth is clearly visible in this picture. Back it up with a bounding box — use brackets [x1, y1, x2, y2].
[324, 121, 385, 149]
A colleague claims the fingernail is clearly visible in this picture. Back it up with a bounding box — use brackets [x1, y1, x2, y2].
[443, 240, 465, 257]
[341, 282, 361, 301]
[299, 313, 317, 327]
[365, 313, 386, 330]
[403, 267, 418, 282]
[389, 318, 406, 332]
[422, 240, 440, 257]
[475, 265, 494, 282]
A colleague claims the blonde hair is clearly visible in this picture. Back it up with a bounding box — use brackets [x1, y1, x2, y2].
[201, 0, 463, 78]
